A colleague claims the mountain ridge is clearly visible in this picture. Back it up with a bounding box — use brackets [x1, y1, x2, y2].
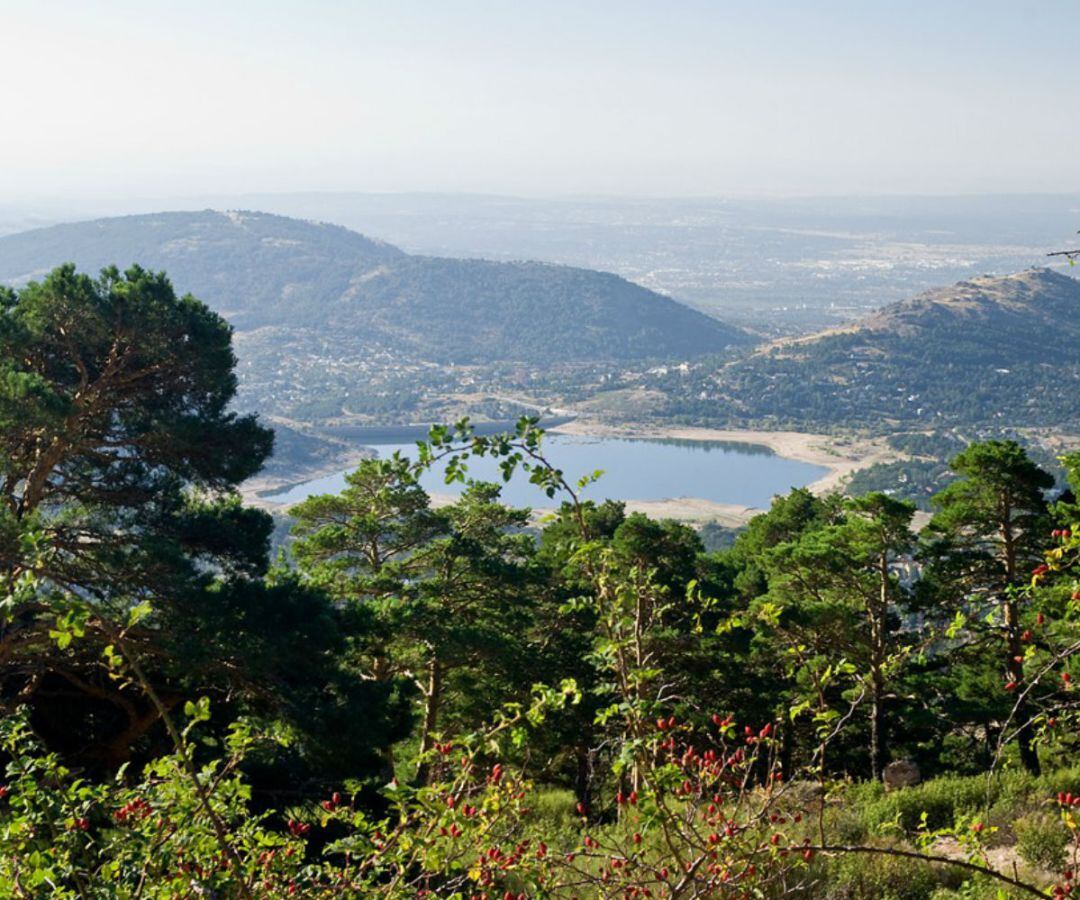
[657, 267, 1080, 429]
[0, 209, 749, 364]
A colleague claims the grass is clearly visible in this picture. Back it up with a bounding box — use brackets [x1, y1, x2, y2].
[518, 766, 1080, 898]
[837, 765, 1080, 835]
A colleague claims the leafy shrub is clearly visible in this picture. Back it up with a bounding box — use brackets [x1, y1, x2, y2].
[1014, 812, 1069, 871]
[859, 775, 993, 832]
[1035, 766, 1080, 799]
[849, 767, 1080, 836]
[817, 845, 955, 900]
[523, 786, 580, 843]
[928, 880, 1030, 900]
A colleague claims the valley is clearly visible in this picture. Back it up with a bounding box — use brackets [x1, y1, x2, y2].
[10, 6, 1080, 897]
[1, 207, 1077, 524]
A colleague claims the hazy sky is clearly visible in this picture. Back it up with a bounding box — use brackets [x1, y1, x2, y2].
[3, 0, 1079, 200]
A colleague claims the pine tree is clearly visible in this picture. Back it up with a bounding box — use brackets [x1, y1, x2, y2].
[923, 441, 1054, 774]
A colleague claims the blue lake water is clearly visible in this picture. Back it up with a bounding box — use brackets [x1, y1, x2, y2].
[264, 434, 828, 510]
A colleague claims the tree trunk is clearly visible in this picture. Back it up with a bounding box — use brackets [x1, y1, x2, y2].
[869, 677, 886, 781]
[780, 719, 794, 782]
[415, 656, 443, 785]
[869, 552, 889, 780]
[1005, 596, 1040, 775]
[574, 745, 592, 821]
[369, 652, 397, 772]
[1000, 502, 1038, 773]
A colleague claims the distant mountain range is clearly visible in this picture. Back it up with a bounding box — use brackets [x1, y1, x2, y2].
[657, 268, 1080, 429]
[2, 211, 1076, 437]
[0, 210, 749, 365]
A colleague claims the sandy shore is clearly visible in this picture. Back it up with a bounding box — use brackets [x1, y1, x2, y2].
[241, 446, 373, 511]
[550, 420, 897, 497]
[437, 420, 895, 527]
[428, 491, 756, 527]
[243, 419, 897, 527]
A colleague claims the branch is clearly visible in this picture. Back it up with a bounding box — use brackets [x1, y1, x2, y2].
[104, 626, 255, 899]
[805, 844, 1050, 898]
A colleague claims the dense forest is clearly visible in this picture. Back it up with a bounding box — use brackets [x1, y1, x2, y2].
[1, 265, 1079, 898]
[842, 431, 1070, 510]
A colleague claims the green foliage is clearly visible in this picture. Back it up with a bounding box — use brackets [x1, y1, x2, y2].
[846, 766, 1080, 834]
[1, 251, 1079, 900]
[859, 776, 996, 832]
[0, 264, 410, 794]
[920, 440, 1057, 774]
[0, 265, 283, 769]
[291, 453, 541, 779]
[814, 845, 954, 900]
[1014, 812, 1070, 871]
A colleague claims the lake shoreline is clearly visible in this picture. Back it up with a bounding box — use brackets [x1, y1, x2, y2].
[549, 420, 897, 497]
[243, 419, 894, 526]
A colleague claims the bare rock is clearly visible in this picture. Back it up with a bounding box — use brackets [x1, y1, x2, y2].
[882, 759, 921, 791]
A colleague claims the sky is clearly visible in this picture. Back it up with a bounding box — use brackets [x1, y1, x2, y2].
[2, 0, 1079, 201]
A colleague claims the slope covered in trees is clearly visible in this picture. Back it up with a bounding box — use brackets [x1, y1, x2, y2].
[0, 210, 750, 365]
[3, 264, 1080, 898]
[656, 268, 1080, 429]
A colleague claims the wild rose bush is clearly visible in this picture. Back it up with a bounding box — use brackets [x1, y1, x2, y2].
[2, 424, 1078, 898]
[0, 703, 817, 897]
[6, 701, 1076, 898]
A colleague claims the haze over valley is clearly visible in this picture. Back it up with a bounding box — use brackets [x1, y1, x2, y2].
[6, 5, 1080, 896]
[2, 203, 1076, 516]
[5, 192, 1078, 335]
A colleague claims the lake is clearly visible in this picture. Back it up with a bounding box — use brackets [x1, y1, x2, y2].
[264, 434, 828, 509]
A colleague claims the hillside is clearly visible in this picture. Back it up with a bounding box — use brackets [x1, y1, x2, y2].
[656, 268, 1080, 429]
[0, 210, 748, 365]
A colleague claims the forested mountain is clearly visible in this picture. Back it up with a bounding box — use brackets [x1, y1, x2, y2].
[0, 210, 749, 365]
[657, 268, 1080, 429]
